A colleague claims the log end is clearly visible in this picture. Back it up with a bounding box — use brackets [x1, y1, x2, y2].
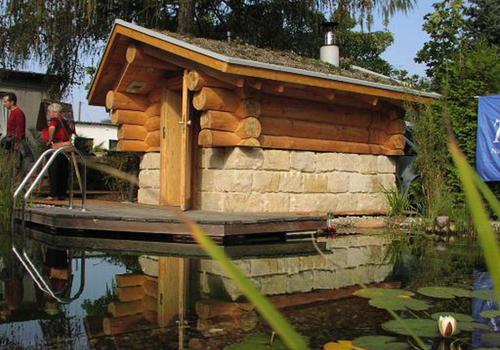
[105, 90, 115, 110]
[238, 138, 260, 147]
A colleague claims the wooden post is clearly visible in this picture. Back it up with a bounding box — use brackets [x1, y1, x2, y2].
[157, 257, 181, 327]
[179, 70, 193, 211]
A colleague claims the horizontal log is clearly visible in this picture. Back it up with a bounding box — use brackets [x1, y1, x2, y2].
[148, 88, 162, 104]
[117, 140, 149, 152]
[235, 98, 261, 117]
[144, 116, 161, 131]
[187, 70, 233, 91]
[106, 91, 148, 111]
[200, 111, 240, 130]
[145, 102, 161, 117]
[198, 129, 260, 147]
[144, 131, 160, 147]
[108, 300, 143, 317]
[116, 274, 145, 288]
[143, 278, 158, 297]
[143, 295, 157, 312]
[387, 118, 405, 134]
[260, 95, 374, 128]
[118, 124, 147, 141]
[146, 146, 160, 152]
[259, 116, 378, 144]
[258, 134, 388, 155]
[111, 110, 148, 125]
[193, 87, 239, 112]
[384, 134, 405, 150]
[196, 301, 248, 320]
[103, 314, 149, 336]
[200, 112, 261, 138]
[116, 285, 145, 302]
[126, 43, 176, 70]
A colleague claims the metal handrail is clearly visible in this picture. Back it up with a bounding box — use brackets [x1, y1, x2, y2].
[12, 145, 87, 230]
[12, 246, 86, 303]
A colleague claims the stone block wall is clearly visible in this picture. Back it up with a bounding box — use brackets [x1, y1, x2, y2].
[199, 233, 393, 301]
[138, 152, 160, 205]
[198, 147, 396, 214]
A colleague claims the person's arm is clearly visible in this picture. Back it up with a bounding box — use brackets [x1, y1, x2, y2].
[47, 125, 56, 146]
[15, 111, 26, 140]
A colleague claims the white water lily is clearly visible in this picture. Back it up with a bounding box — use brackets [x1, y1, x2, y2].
[438, 315, 458, 337]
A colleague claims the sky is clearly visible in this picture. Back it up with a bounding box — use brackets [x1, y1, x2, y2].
[25, 0, 438, 123]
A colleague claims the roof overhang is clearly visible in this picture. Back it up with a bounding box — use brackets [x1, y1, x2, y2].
[88, 19, 440, 106]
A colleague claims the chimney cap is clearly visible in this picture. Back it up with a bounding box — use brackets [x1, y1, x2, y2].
[321, 21, 339, 31]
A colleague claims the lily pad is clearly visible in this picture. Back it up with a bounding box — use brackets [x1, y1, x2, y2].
[354, 288, 414, 299]
[370, 296, 431, 311]
[353, 336, 410, 350]
[459, 321, 491, 331]
[224, 333, 288, 350]
[480, 310, 500, 319]
[431, 312, 474, 322]
[417, 287, 472, 299]
[382, 318, 440, 338]
[472, 290, 498, 300]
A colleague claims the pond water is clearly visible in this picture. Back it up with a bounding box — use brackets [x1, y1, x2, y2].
[0, 225, 498, 350]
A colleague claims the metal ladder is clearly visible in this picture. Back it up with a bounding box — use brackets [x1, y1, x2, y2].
[12, 145, 87, 231]
[11, 145, 87, 303]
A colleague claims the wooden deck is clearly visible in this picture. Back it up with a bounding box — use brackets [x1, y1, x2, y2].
[17, 200, 325, 244]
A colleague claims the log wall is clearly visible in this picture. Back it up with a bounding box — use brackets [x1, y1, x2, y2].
[189, 70, 406, 156]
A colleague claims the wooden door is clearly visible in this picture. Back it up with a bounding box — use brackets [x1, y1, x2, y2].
[159, 70, 192, 209]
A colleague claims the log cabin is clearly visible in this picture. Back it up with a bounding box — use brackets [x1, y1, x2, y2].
[88, 19, 439, 215]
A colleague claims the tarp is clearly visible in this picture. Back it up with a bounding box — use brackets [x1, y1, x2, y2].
[476, 95, 500, 181]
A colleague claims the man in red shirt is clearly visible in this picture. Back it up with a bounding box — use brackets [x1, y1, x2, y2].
[2, 92, 26, 144]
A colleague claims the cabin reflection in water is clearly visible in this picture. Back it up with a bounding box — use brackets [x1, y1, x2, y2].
[0, 230, 393, 349]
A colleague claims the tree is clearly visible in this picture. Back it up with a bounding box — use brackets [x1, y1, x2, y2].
[466, 0, 500, 46]
[0, 0, 415, 95]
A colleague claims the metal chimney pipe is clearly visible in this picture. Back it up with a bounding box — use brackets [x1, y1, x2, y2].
[320, 22, 340, 67]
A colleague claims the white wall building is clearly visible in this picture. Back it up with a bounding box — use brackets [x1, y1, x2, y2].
[75, 121, 118, 150]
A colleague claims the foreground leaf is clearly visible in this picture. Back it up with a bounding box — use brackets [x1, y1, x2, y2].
[323, 340, 364, 350]
[472, 290, 497, 300]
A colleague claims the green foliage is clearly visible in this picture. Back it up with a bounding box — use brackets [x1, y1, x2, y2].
[81, 285, 115, 317]
[417, 286, 472, 299]
[353, 336, 409, 350]
[223, 333, 288, 350]
[0, 0, 415, 95]
[382, 185, 410, 217]
[382, 318, 439, 338]
[0, 148, 15, 227]
[466, 0, 500, 46]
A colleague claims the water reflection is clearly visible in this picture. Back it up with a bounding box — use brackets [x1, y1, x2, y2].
[0, 225, 496, 349]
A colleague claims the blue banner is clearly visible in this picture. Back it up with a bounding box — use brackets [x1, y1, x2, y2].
[476, 95, 500, 181]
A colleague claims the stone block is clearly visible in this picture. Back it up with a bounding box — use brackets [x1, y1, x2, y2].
[348, 173, 373, 193]
[354, 219, 387, 230]
[214, 170, 253, 192]
[377, 155, 396, 173]
[287, 271, 313, 293]
[279, 173, 303, 193]
[199, 192, 225, 211]
[367, 263, 393, 282]
[225, 147, 264, 170]
[250, 259, 281, 276]
[138, 188, 160, 205]
[200, 169, 217, 191]
[299, 255, 328, 271]
[140, 152, 160, 169]
[138, 169, 160, 188]
[290, 194, 336, 213]
[290, 151, 316, 172]
[335, 193, 359, 213]
[312, 270, 338, 290]
[224, 193, 264, 212]
[262, 150, 290, 171]
[304, 174, 328, 193]
[327, 172, 350, 193]
[261, 193, 290, 212]
[279, 257, 301, 274]
[316, 153, 338, 172]
[358, 155, 378, 174]
[373, 173, 396, 191]
[253, 172, 280, 192]
[357, 193, 388, 214]
[336, 153, 361, 172]
[326, 248, 348, 269]
[258, 274, 288, 295]
[200, 148, 227, 169]
[346, 247, 372, 268]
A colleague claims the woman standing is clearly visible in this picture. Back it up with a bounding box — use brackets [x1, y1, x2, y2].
[45, 103, 74, 200]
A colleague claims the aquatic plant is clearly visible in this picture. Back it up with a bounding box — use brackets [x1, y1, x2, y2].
[382, 185, 410, 217]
